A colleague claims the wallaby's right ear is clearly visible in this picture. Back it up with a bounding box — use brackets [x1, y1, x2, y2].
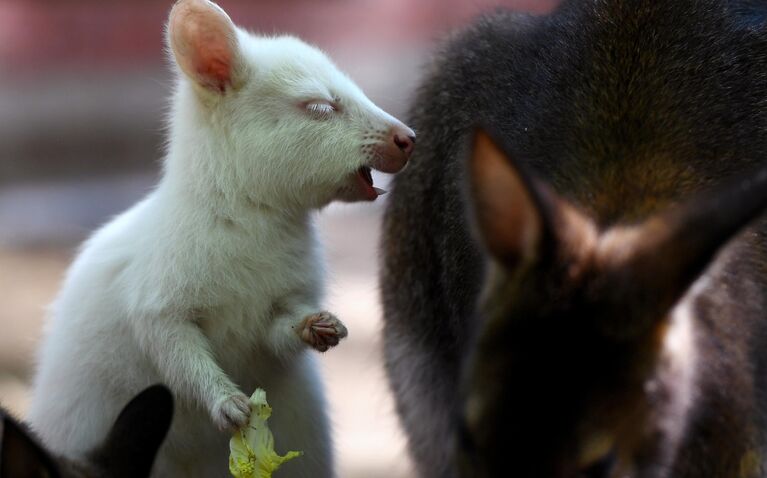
[168, 0, 242, 93]
[469, 129, 548, 269]
[1, 412, 60, 478]
[468, 128, 595, 270]
[92, 385, 174, 478]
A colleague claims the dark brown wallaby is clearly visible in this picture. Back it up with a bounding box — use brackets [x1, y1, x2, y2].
[459, 129, 767, 477]
[381, 1, 767, 477]
[0, 385, 173, 477]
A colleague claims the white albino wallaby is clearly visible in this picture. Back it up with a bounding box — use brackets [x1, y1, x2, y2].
[27, 1, 414, 476]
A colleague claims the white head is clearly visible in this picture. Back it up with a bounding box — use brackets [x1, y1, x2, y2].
[164, 0, 415, 210]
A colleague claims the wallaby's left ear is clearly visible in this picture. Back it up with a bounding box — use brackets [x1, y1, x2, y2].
[1, 412, 60, 477]
[468, 128, 594, 271]
[91, 385, 174, 478]
[168, 0, 242, 93]
[598, 167, 767, 326]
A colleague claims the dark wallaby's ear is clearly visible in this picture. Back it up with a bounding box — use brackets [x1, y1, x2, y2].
[1, 411, 60, 478]
[469, 129, 548, 268]
[468, 128, 595, 270]
[92, 385, 173, 478]
[598, 168, 767, 327]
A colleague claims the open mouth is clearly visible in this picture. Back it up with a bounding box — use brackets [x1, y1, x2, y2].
[353, 165, 387, 201]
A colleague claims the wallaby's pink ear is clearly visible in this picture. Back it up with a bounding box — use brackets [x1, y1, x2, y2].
[1, 412, 60, 477]
[168, 0, 241, 93]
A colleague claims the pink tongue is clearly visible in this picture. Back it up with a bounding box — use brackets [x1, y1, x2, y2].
[356, 168, 378, 201]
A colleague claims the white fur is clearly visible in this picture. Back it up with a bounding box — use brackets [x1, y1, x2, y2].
[27, 3, 408, 477]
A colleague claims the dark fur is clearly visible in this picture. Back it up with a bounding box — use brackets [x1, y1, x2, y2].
[381, 1, 767, 477]
[0, 385, 173, 477]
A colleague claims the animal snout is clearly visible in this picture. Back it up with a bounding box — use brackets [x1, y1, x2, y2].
[393, 129, 416, 156]
[374, 124, 416, 173]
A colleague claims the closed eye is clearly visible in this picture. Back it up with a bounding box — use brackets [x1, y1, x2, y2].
[305, 101, 336, 120]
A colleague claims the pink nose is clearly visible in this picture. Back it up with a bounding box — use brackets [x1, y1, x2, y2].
[373, 124, 415, 174]
[393, 130, 416, 157]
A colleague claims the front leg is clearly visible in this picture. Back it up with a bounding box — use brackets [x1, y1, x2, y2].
[298, 311, 348, 352]
[132, 313, 250, 432]
[267, 300, 348, 357]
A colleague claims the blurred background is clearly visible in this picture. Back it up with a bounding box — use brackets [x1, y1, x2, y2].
[0, 0, 555, 476]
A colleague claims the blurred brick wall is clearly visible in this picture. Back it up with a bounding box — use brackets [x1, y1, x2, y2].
[0, 0, 556, 71]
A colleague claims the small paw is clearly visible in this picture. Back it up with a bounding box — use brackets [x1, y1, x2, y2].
[298, 311, 348, 352]
[211, 392, 250, 432]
